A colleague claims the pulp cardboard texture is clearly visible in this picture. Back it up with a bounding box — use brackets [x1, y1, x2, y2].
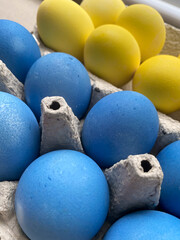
[40, 96, 84, 155]
[0, 1, 180, 239]
[0, 61, 25, 101]
[105, 154, 163, 221]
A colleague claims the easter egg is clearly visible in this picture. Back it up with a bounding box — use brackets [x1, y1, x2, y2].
[15, 150, 109, 240]
[82, 91, 159, 168]
[116, 4, 166, 62]
[0, 19, 41, 83]
[24, 52, 91, 120]
[81, 0, 125, 27]
[157, 140, 180, 218]
[37, 0, 94, 62]
[84, 24, 140, 87]
[104, 210, 180, 240]
[133, 55, 180, 114]
[0, 92, 40, 181]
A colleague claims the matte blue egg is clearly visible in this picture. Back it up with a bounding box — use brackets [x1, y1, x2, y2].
[0, 19, 41, 83]
[24, 52, 92, 120]
[0, 92, 40, 181]
[15, 150, 109, 240]
[104, 210, 180, 240]
[82, 91, 159, 168]
[157, 140, 180, 218]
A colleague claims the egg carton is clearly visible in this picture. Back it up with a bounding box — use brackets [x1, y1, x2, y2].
[0, 23, 180, 240]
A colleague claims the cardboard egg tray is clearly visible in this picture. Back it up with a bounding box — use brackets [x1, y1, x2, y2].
[0, 14, 180, 240]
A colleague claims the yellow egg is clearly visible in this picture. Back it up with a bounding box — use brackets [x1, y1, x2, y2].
[133, 55, 180, 114]
[81, 0, 125, 27]
[84, 24, 141, 87]
[37, 0, 94, 61]
[116, 4, 166, 62]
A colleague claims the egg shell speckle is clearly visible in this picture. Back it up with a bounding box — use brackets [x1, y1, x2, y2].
[157, 140, 180, 218]
[82, 91, 159, 168]
[24, 52, 92, 121]
[104, 210, 180, 240]
[0, 92, 40, 181]
[0, 19, 41, 83]
[15, 150, 109, 240]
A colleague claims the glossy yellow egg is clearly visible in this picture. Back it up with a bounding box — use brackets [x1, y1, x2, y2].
[133, 55, 180, 114]
[81, 0, 125, 27]
[37, 0, 94, 61]
[84, 24, 141, 87]
[116, 4, 166, 62]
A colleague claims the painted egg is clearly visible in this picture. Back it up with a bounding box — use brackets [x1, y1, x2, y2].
[0, 19, 41, 83]
[133, 55, 180, 114]
[37, 0, 94, 62]
[81, 0, 125, 27]
[116, 4, 166, 62]
[24, 52, 92, 120]
[84, 24, 140, 87]
[0, 92, 40, 181]
[104, 210, 180, 240]
[157, 140, 180, 218]
[15, 150, 109, 240]
[82, 91, 159, 168]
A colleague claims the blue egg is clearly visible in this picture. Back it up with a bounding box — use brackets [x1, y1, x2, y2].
[0, 19, 41, 83]
[157, 140, 180, 218]
[24, 52, 92, 120]
[15, 150, 109, 240]
[82, 91, 159, 168]
[104, 210, 180, 240]
[0, 92, 40, 181]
